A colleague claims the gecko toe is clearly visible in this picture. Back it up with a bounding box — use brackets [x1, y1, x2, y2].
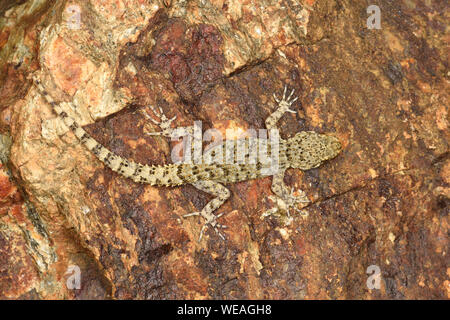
[213, 227, 226, 240]
[273, 93, 280, 103]
[198, 225, 208, 242]
[282, 85, 287, 99]
[183, 211, 200, 218]
[287, 88, 295, 100]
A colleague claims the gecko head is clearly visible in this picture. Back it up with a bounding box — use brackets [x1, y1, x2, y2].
[287, 132, 342, 170]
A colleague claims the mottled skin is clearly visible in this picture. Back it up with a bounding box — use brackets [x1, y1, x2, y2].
[34, 78, 341, 241]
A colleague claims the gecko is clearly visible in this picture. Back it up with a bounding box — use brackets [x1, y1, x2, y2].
[33, 77, 342, 241]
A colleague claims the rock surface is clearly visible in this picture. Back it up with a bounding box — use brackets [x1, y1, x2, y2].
[0, 0, 448, 299]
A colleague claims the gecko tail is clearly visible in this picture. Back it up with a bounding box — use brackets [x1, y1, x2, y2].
[33, 77, 186, 187]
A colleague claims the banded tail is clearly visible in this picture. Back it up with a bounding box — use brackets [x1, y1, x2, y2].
[33, 77, 186, 186]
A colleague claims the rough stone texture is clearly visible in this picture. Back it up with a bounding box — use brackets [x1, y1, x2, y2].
[0, 0, 448, 299]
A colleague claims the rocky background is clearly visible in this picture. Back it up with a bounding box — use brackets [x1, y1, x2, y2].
[0, 0, 448, 299]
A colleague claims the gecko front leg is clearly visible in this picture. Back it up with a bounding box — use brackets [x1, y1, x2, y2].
[263, 170, 310, 218]
[262, 86, 309, 218]
[265, 85, 298, 130]
[183, 180, 231, 242]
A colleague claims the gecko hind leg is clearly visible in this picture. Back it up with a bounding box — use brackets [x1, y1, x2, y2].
[141, 105, 177, 137]
[183, 180, 231, 242]
[263, 171, 310, 218]
[141, 105, 198, 144]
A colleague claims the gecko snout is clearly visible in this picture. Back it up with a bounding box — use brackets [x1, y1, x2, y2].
[321, 135, 342, 161]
